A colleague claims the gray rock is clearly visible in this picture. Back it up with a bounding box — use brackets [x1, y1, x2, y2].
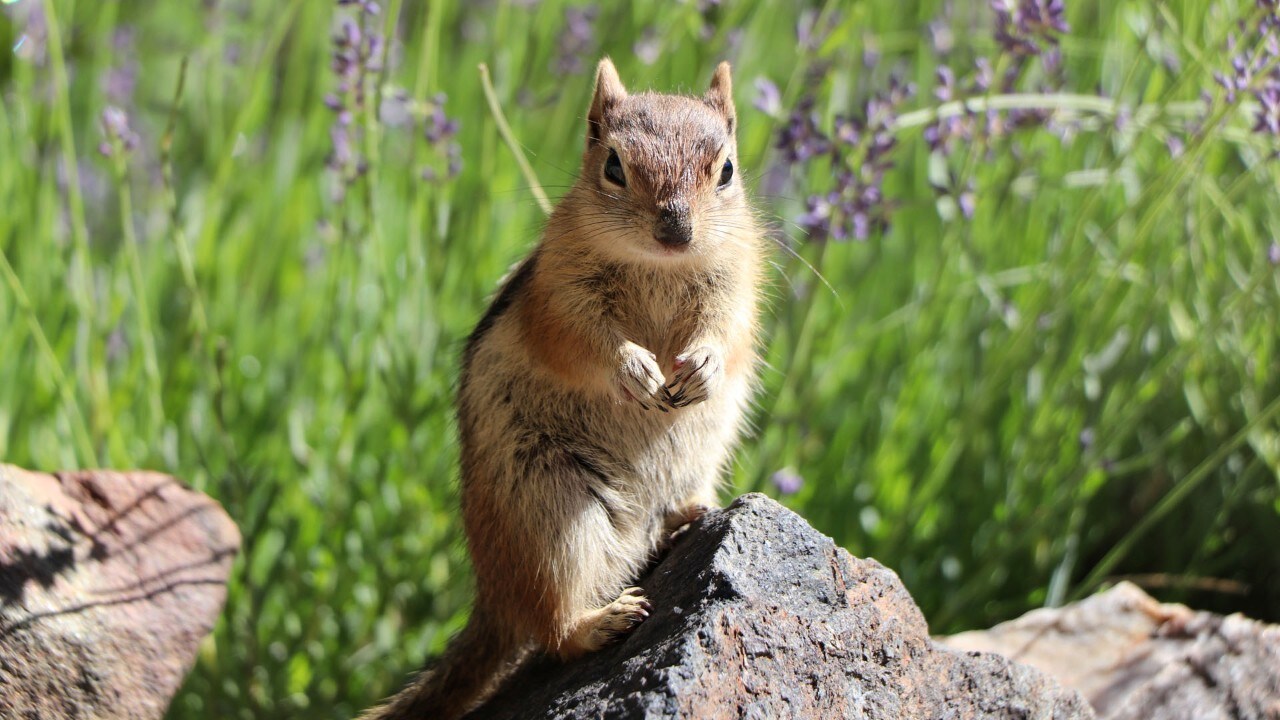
[469, 493, 1093, 720]
[0, 465, 239, 720]
[942, 581, 1280, 720]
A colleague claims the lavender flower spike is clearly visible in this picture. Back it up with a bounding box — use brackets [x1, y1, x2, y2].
[770, 468, 804, 496]
[98, 106, 140, 157]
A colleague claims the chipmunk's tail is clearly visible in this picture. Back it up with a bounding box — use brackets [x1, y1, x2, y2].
[360, 610, 518, 720]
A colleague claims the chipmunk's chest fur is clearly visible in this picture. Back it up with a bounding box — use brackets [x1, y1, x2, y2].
[457, 253, 752, 518]
[579, 262, 708, 367]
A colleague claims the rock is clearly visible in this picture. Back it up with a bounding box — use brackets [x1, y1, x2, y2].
[0, 465, 239, 720]
[941, 581, 1280, 720]
[468, 493, 1093, 720]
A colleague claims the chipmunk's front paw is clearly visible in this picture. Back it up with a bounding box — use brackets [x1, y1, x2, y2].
[664, 346, 722, 408]
[614, 341, 668, 411]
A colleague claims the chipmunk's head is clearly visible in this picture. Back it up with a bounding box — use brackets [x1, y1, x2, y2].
[574, 58, 746, 263]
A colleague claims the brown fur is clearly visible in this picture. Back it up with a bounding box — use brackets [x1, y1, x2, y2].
[361, 58, 765, 720]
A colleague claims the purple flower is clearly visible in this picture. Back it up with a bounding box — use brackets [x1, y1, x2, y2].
[934, 66, 957, 102]
[778, 0, 1084, 244]
[98, 106, 140, 157]
[832, 115, 861, 146]
[422, 93, 460, 144]
[420, 148, 462, 183]
[694, 0, 724, 40]
[992, 0, 1069, 57]
[754, 77, 782, 117]
[797, 192, 836, 241]
[1255, 86, 1280, 136]
[924, 66, 978, 153]
[1022, 0, 1069, 34]
[421, 93, 463, 182]
[926, 12, 1072, 158]
[776, 96, 831, 164]
[1078, 427, 1096, 451]
[329, 125, 354, 170]
[929, 17, 956, 56]
[958, 183, 977, 219]
[1007, 104, 1053, 129]
[788, 78, 913, 243]
[103, 27, 137, 106]
[770, 468, 804, 496]
[633, 26, 661, 66]
[862, 41, 882, 70]
[1269, 241, 1280, 266]
[796, 10, 819, 50]
[326, 0, 387, 198]
[973, 57, 995, 93]
[1214, 6, 1280, 139]
[380, 87, 412, 127]
[553, 5, 598, 76]
[337, 0, 380, 13]
[105, 324, 129, 364]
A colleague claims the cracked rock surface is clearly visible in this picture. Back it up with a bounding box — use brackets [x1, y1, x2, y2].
[0, 465, 239, 720]
[468, 493, 1093, 720]
[943, 581, 1280, 720]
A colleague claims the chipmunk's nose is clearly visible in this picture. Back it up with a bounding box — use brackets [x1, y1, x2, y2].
[654, 203, 693, 248]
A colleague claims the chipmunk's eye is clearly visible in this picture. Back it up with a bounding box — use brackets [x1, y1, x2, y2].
[718, 158, 734, 189]
[604, 149, 626, 187]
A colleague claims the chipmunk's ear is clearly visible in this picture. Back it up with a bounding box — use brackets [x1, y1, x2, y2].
[588, 57, 627, 147]
[705, 61, 736, 135]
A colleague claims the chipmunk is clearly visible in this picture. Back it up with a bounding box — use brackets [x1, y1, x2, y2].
[362, 57, 764, 720]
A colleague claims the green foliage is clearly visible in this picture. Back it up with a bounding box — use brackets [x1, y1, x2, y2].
[1, 0, 1277, 717]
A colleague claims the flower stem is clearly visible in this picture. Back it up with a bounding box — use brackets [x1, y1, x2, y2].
[891, 93, 1205, 131]
[478, 62, 552, 216]
[110, 144, 165, 429]
[0, 248, 98, 465]
[41, 0, 107, 452]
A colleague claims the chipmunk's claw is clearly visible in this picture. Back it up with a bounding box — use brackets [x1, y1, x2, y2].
[615, 342, 668, 410]
[664, 347, 720, 409]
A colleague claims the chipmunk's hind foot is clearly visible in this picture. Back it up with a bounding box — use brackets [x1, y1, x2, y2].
[557, 587, 652, 660]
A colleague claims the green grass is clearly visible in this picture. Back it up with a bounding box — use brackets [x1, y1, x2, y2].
[1, 0, 1278, 717]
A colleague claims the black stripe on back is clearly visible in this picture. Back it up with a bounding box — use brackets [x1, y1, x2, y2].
[464, 253, 538, 362]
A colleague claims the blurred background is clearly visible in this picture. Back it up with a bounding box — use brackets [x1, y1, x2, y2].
[1, 0, 1278, 717]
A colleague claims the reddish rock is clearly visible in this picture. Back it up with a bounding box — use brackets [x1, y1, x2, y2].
[461, 493, 1092, 720]
[0, 465, 239, 720]
[942, 581, 1280, 720]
